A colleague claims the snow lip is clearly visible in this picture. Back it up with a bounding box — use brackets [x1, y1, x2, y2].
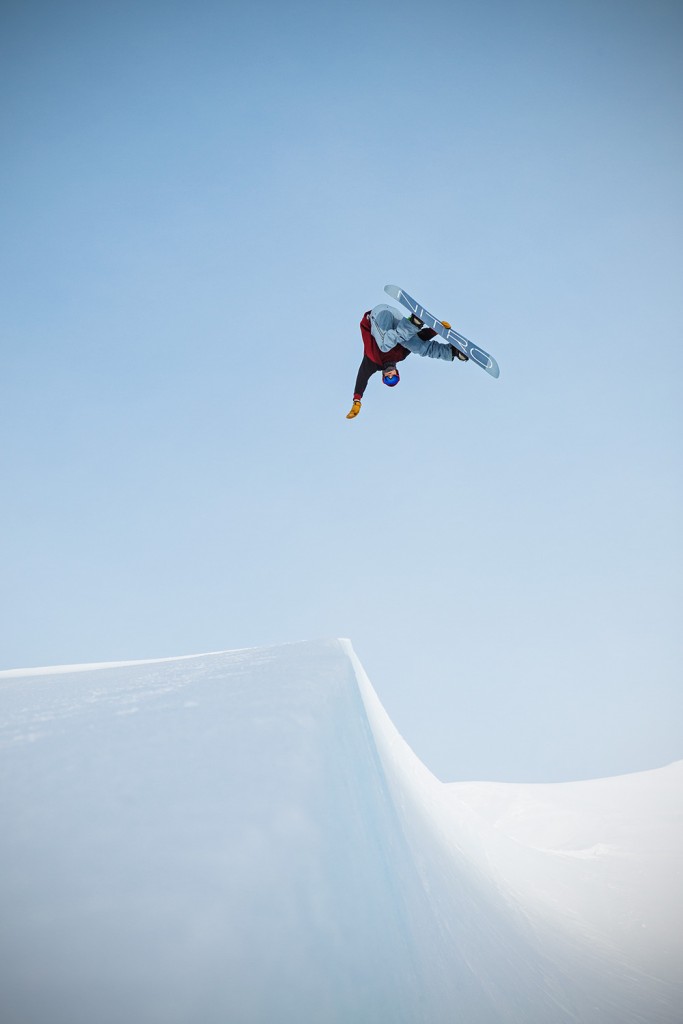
[0, 637, 354, 679]
[0, 650, 230, 679]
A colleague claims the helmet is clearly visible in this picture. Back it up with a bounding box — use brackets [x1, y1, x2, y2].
[382, 365, 400, 387]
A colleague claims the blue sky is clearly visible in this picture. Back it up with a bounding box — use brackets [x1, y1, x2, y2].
[1, 0, 681, 782]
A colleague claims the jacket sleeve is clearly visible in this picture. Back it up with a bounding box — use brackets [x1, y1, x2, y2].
[353, 355, 380, 398]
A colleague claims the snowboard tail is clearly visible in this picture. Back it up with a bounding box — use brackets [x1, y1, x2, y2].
[384, 285, 500, 378]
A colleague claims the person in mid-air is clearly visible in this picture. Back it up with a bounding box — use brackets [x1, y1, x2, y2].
[346, 304, 468, 419]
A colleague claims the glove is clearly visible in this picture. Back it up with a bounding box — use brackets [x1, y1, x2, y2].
[346, 400, 362, 419]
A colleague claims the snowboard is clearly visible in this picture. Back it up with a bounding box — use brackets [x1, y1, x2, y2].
[384, 285, 500, 378]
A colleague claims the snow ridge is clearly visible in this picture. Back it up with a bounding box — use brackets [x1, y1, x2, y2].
[1, 639, 680, 1024]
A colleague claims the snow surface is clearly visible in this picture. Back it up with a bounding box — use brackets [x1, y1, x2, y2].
[0, 639, 681, 1024]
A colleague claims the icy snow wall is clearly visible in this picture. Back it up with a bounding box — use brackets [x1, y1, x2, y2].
[0, 639, 680, 1024]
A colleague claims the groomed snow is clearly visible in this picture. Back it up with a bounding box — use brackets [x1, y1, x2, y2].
[0, 639, 680, 1023]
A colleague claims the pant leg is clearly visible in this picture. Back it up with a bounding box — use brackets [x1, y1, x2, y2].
[370, 305, 420, 352]
[400, 332, 454, 361]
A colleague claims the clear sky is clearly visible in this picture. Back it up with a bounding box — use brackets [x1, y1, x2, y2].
[1, 0, 681, 783]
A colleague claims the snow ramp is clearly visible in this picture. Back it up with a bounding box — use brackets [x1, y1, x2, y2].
[0, 639, 680, 1024]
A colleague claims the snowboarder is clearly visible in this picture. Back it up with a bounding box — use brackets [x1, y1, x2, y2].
[346, 304, 468, 419]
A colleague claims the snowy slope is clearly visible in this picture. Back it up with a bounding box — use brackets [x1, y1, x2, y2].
[446, 763, 683, 983]
[0, 639, 680, 1024]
